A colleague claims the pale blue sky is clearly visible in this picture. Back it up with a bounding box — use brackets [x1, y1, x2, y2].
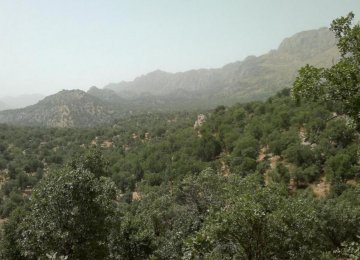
[0, 0, 359, 97]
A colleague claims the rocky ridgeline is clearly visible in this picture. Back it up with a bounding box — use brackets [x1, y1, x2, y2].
[103, 28, 339, 107]
[0, 28, 340, 128]
[0, 90, 118, 127]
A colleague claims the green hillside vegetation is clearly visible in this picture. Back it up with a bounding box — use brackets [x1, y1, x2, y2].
[0, 88, 359, 259]
[0, 13, 359, 259]
[0, 90, 126, 128]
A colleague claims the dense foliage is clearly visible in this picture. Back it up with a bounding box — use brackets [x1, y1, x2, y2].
[0, 13, 359, 260]
[0, 87, 358, 259]
[293, 12, 360, 129]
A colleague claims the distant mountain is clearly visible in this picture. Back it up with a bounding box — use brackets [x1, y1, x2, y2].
[104, 27, 339, 108]
[0, 90, 120, 127]
[0, 101, 8, 111]
[0, 27, 340, 128]
[87, 86, 125, 103]
[0, 94, 45, 109]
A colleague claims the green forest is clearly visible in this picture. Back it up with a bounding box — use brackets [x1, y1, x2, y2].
[0, 13, 359, 260]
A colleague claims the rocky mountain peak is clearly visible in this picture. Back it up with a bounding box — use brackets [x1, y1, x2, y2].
[277, 27, 337, 58]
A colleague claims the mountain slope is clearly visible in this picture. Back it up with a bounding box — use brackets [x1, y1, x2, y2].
[87, 86, 126, 104]
[104, 27, 339, 108]
[0, 90, 118, 127]
[0, 27, 340, 127]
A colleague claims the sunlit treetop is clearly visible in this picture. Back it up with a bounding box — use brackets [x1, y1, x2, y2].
[292, 12, 360, 129]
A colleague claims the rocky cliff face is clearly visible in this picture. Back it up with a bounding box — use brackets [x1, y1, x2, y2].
[0, 90, 117, 127]
[277, 27, 337, 59]
[0, 27, 341, 128]
[104, 27, 339, 107]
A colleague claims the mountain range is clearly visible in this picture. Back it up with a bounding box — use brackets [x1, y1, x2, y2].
[0, 94, 44, 111]
[0, 27, 339, 127]
[103, 27, 339, 107]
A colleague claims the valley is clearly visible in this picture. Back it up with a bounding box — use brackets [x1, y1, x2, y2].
[0, 8, 359, 260]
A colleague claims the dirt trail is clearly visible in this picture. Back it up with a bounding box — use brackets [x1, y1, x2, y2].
[310, 176, 330, 198]
[132, 191, 142, 201]
[263, 154, 281, 186]
[220, 160, 230, 177]
[256, 146, 267, 162]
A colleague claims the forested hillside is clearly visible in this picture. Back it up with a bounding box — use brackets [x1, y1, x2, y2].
[0, 12, 359, 260]
[0, 88, 359, 258]
[0, 90, 125, 128]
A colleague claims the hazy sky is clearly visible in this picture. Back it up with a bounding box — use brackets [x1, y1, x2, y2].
[1, 0, 359, 97]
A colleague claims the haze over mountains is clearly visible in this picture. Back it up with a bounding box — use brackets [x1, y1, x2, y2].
[0, 27, 339, 127]
[0, 101, 8, 111]
[104, 28, 338, 106]
[0, 94, 44, 111]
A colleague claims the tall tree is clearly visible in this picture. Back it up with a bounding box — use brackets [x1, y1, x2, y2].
[292, 12, 360, 129]
[1, 150, 116, 259]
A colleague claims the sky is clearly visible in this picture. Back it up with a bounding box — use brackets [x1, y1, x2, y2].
[0, 0, 359, 97]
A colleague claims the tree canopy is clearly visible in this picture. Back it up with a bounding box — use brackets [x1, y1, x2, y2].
[1, 150, 116, 259]
[292, 12, 360, 129]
